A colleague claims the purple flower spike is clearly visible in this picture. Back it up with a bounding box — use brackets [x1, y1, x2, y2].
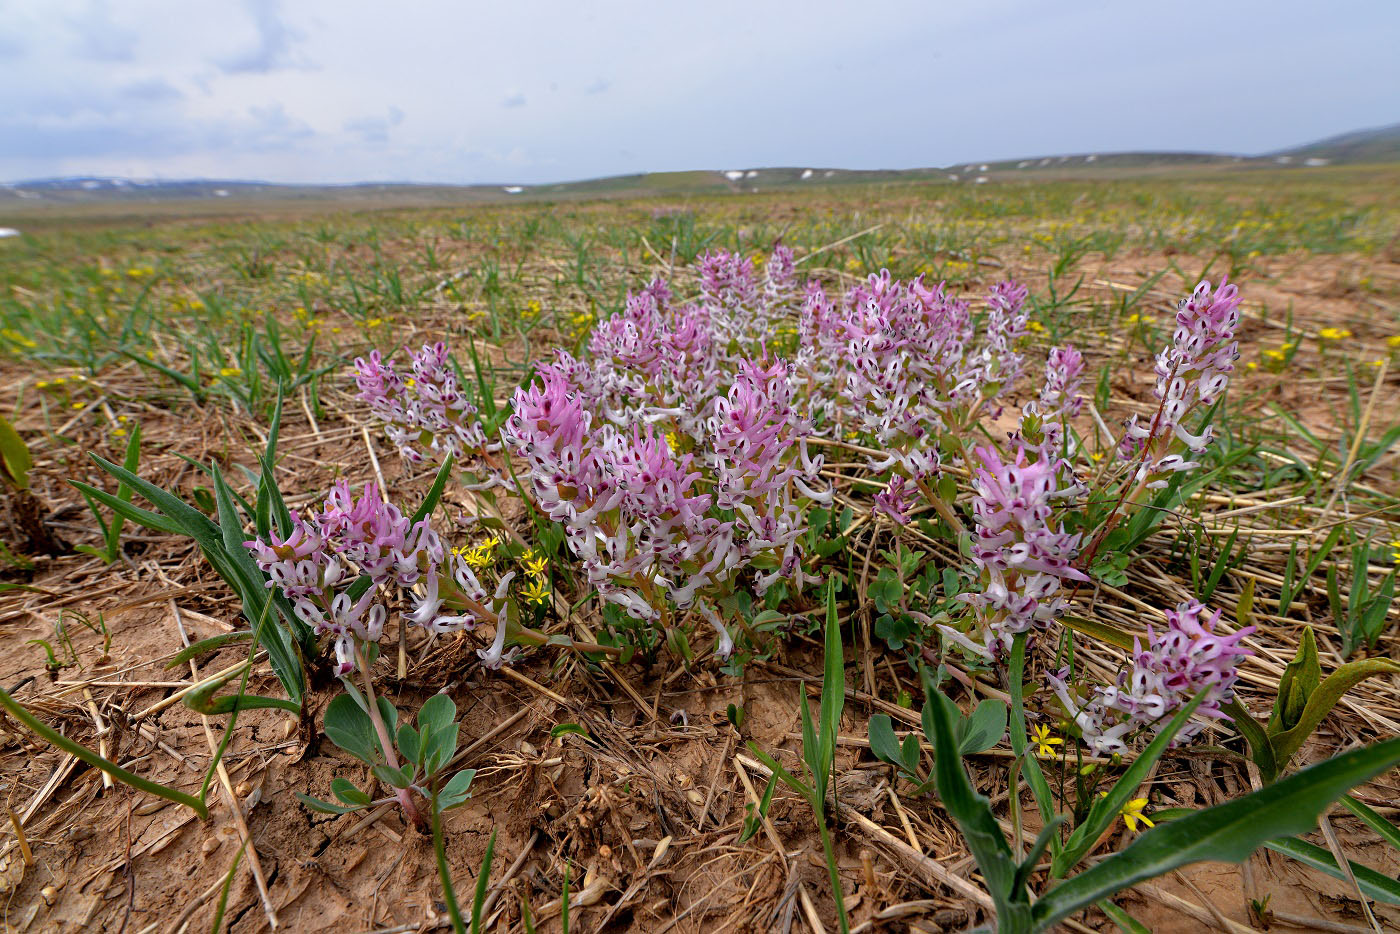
[948, 444, 1086, 658]
[1051, 599, 1253, 755]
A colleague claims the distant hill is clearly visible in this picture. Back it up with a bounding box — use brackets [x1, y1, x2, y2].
[2, 121, 1395, 209]
[1270, 123, 1400, 165]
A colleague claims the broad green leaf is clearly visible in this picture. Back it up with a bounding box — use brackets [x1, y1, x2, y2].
[1031, 737, 1400, 931]
[868, 714, 904, 770]
[958, 699, 1008, 755]
[423, 720, 460, 776]
[1270, 658, 1400, 768]
[418, 693, 457, 737]
[1264, 835, 1400, 904]
[397, 724, 422, 766]
[1222, 699, 1278, 782]
[926, 682, 1027, 926]
[372, 763, 414, 789]
[331, 778, 372, 808]
[438, 768, 477, 811]
[324, 693, 380, 765]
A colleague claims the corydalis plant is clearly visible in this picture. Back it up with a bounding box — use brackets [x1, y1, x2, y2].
[243, 480, 516, 674]
[503, 353, 827, 657]
[1119, 278, 1241, 485]
[354, 342, 494, 465]
[1050, 599, 1253, 755]
[944, 444, 1087, 659]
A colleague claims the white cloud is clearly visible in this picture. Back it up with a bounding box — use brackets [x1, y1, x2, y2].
[0, 0, 1396, 185]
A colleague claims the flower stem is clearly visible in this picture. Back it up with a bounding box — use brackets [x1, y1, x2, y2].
[355, 642, 426, 830]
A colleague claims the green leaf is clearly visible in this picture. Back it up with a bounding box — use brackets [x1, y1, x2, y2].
[372, 763, 414, 789]
[1222, 699, 1278, 783]
[1030, 737, 1400, 931]
[439, 768, 477, 811]
[1341, 794, 1400, 852]
[926, 680, 1027, 926]
[295, 792, 363, 815]
[1061, 615, 1134, 651]
[1264, 835, 1400, 904]
[163, 631, 253, 669]
[550, 722, 591, 740]
[397, 724, 422, 766]
[868, 715, 905, 770]
[1008, 635, 1056, 831]
[1054, 691, 1208, 875]
[1097, 899, 1151, 934]
[412, 454, 455, 525]
[738, 771, 779, 844]
[471, 828, 497, 934]
[331, 778, 372, 808]
[324, 693, 380, 765]
[1270, 626, 1321, 735]
[958, 699, 1008, 755]
[418, 693, 457, 737]
[1270, 658, 1400, 769]
[815, 580, 844, 809]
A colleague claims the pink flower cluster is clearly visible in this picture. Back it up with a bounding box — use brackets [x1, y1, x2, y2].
[245, 482, 513, 674]
[1022, 344, 1085, 455]
[945, 445, 1087, 659]
[503, 345, 826, 657]
[1049, 599, 1253, 754]
[354, 342, 492, 464]
[1120, 279, 1242, 484]
[794, 271, 1036, 491]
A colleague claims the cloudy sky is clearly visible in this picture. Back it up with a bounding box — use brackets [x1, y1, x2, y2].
[1, 0, 1396, 185]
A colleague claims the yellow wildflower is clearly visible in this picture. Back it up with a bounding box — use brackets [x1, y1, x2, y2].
[1030, 724, 1063, 759]
[521, 577, 550, 606]
[1118, 797, 1154, 833]
[1317, 327, 1352, 341]
[521, 549, 549, 577]
[219, 367, 242, 378]
[1387, 335, 1400, 349]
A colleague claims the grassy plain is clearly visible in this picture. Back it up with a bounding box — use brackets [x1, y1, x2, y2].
[0, 163, 1398, 932]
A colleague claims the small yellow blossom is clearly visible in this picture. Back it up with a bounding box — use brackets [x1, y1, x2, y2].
[1030, 724, 1063, 759]
[521, 577, 550, 606]
[1317, 327, 1352, 341]
[219, 366, 242, 378]
[521, 549, 549, 577]
[1026, 320, 1045, 334]
[1387, 335, 1400, 350]
[1118, 797, 1154, 833]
